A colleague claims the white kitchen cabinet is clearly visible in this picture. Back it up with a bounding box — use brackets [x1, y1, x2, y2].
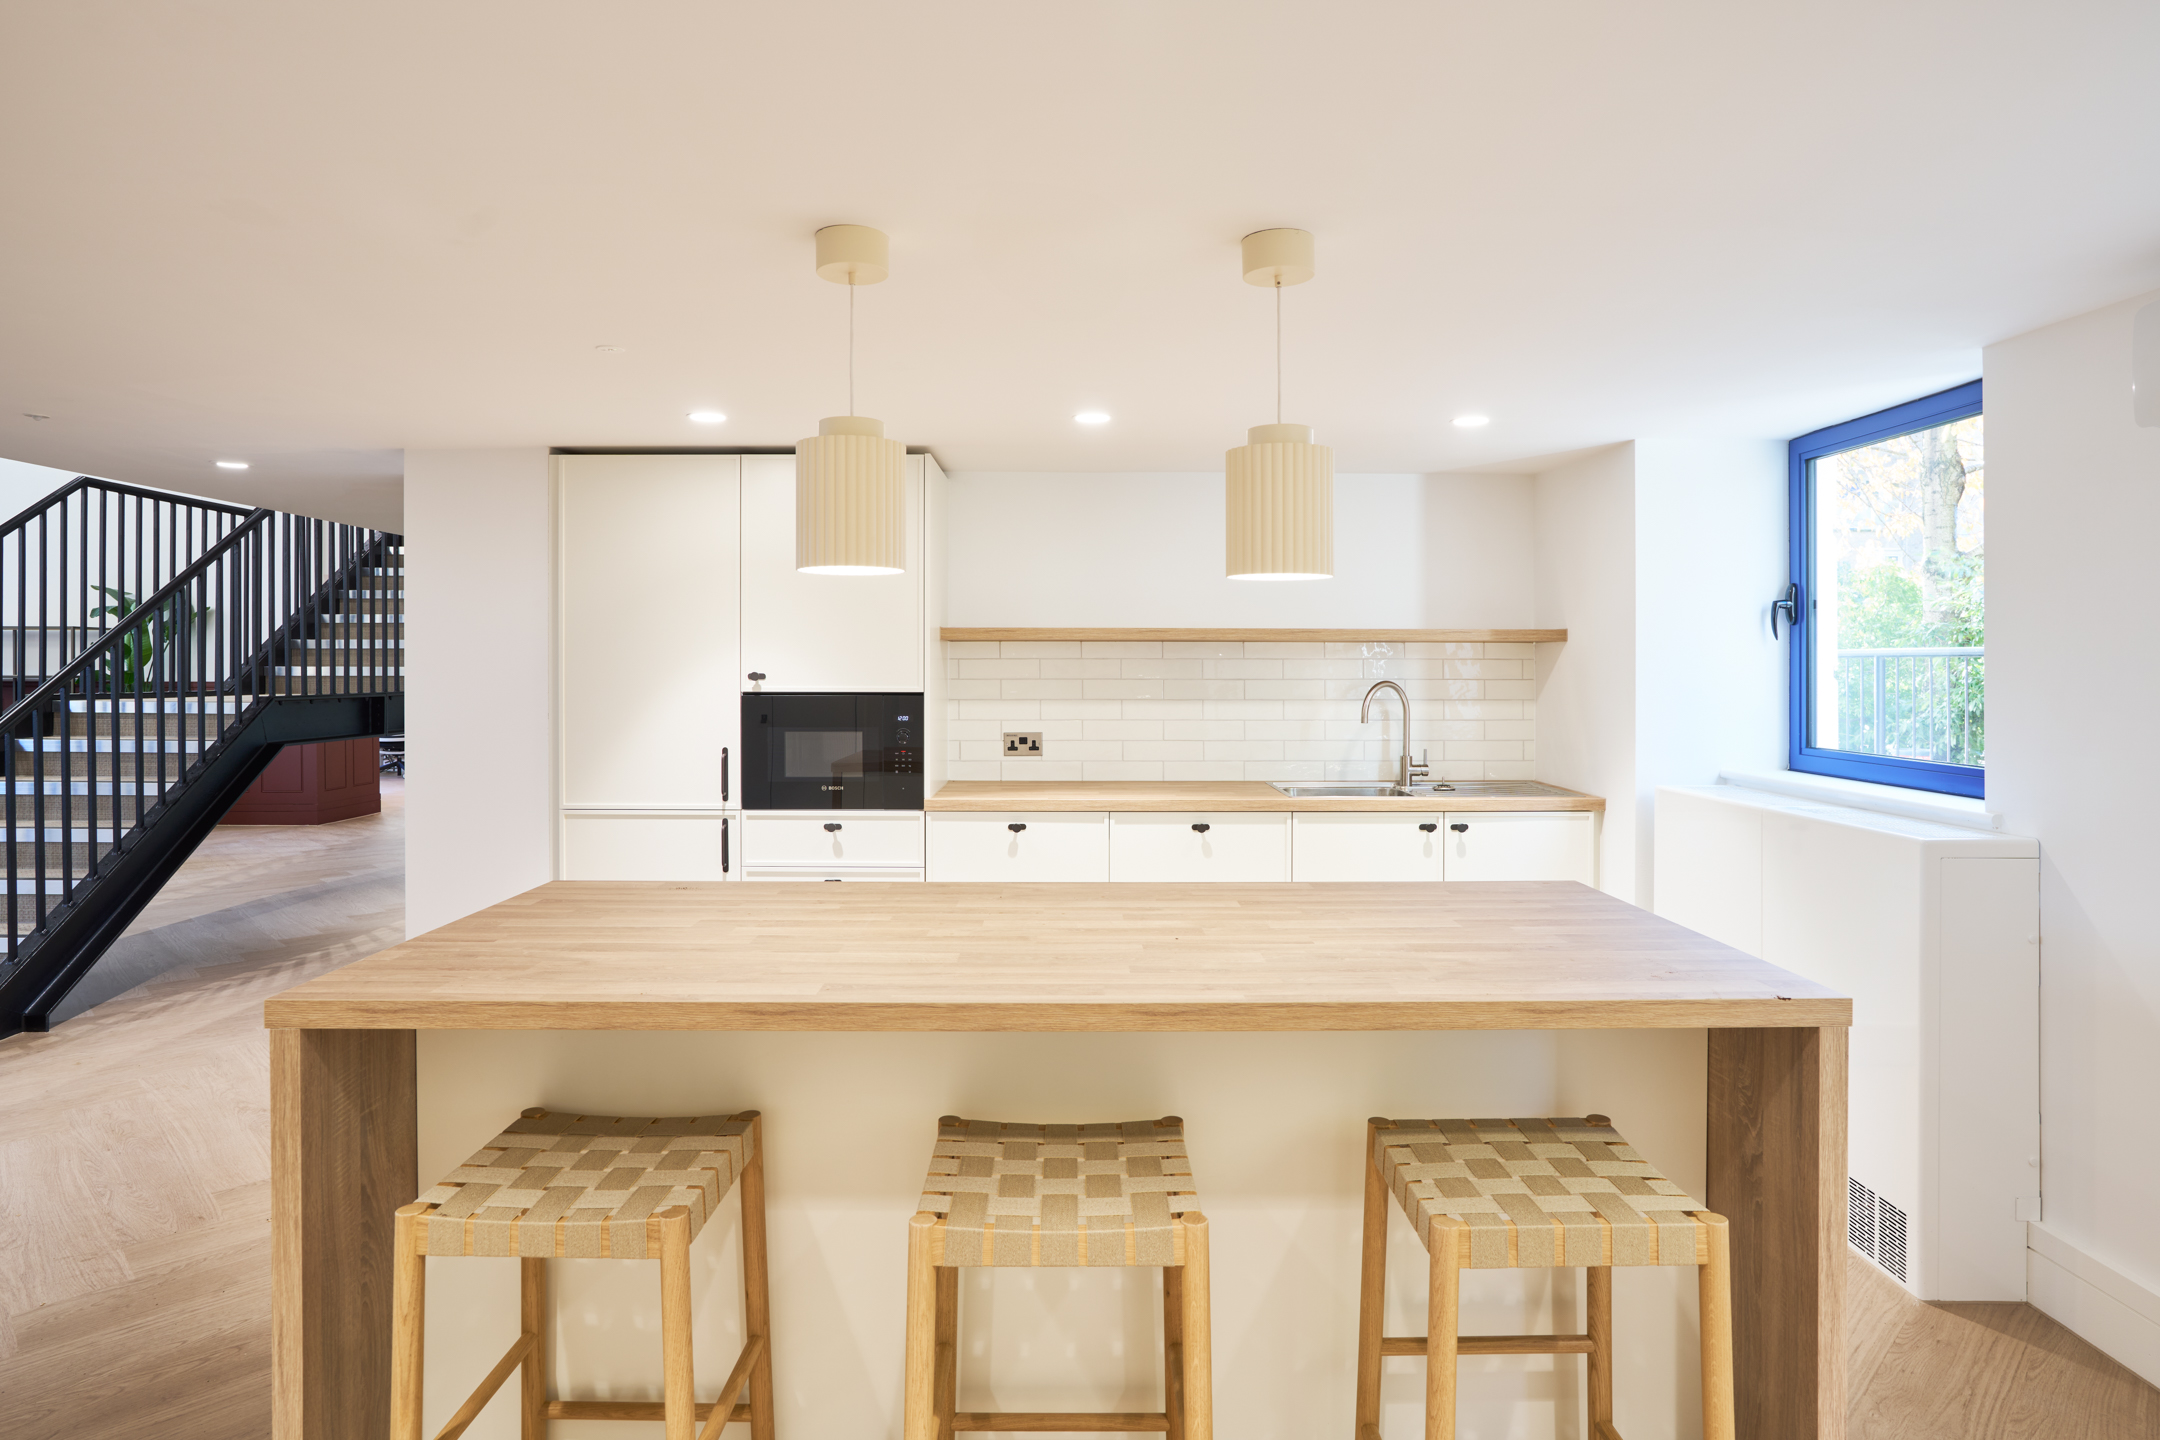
[742, 811, 924, 869]
[1289, 813, 1444, 882]
[1438, 811, 1597, 884]
[560, 812, 736, 881]
[1109, 813, 1289, 882]
[743, 867, 923, 883]
[558, 455, 740, 810]
[740, 453, 928, 693]
[926, 813, 1110, 882]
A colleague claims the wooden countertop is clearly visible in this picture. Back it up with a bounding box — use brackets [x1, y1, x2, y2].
[941, 627, 1568, 643]
[923, 780, 1605, 813]
[263, 881, 1844, 1032]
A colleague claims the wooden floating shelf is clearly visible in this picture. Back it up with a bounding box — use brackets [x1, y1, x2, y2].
[940, 627, 1568, 644]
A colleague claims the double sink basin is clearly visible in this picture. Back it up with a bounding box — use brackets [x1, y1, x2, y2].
[1267, 780, 1574, 799]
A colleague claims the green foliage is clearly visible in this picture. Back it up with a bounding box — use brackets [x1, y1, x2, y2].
[87, 586, 204, 694]
[1836, 559, 1983, 649]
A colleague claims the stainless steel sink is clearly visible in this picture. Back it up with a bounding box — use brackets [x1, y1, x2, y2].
[1267, 780, 1576, 799]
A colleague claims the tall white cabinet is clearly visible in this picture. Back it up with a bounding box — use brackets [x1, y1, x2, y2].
[557, 454, 742, 880]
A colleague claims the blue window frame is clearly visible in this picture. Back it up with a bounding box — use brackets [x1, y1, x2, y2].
[1788, 381, 1985, 797]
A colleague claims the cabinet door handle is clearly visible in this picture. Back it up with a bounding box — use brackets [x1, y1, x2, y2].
[1419, 823, 1438, 833]
[1008, 822, 1027, 833]
[748, 672, 766, 681]
[722, 746, 729, 804]
[1191, 822, 1211, 833]
[1450, 823, 1469, 833]
[824, 823, 843, 833]
[721, 817, 729, 874]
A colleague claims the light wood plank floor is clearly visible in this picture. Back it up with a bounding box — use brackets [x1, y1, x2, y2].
[1, 779, 2154, 1439]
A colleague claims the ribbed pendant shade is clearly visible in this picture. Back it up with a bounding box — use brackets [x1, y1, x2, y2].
[795, 415, 906, 574]
[1226, 423, 1333, 580]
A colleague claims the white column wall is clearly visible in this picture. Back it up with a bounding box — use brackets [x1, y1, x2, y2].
[404, 447, 555, 937]
[1985, 289, 2160, 1383]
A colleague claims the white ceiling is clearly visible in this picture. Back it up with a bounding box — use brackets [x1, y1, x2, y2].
[2, 1, 2156, 530]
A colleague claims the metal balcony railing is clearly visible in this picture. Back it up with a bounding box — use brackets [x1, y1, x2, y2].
[1832, 647, 1984, 767]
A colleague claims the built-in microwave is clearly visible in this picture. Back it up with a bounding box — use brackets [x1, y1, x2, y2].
[739, 692, 923, 810]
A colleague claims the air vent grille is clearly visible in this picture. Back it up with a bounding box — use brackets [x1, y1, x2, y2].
[1847, 1176, 1908, 1283]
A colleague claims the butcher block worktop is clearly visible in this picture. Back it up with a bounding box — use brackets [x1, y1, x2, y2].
[923, 780, 1605, 812]
[262, 879, 1838, 1031]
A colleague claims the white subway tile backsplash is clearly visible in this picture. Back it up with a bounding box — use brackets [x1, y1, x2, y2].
[943, 639, 1544, 785]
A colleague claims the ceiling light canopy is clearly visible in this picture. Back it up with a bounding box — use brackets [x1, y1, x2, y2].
[796, 225, 907, 576]
[1226, 228, 1332, 582]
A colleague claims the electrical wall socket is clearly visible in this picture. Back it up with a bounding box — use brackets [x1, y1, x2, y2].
[1002, 731, 1044, 757]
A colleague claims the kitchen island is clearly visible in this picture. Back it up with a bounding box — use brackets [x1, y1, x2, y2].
[266, 880, 1847, 1440]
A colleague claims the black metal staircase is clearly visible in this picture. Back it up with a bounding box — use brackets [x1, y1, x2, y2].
[0, 476, 404, 1035]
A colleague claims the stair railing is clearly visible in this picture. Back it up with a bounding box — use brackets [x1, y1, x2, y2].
[0, 504, 401, 971]
[0, 477, 256, 710]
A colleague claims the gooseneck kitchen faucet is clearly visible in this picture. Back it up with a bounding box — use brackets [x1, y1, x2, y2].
[1361, 680, 1429, 790]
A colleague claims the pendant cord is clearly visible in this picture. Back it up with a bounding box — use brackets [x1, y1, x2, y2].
[848, 280, 856, 417]
[1275, 279, 1283, 425]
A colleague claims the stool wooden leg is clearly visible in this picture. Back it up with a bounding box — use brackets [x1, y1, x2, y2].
[1425, 1217, 1463, 1440]
[903, 1213, 940, 1440]
[520, 1258, 548, 1440]
[1179, 1212, 1213, 1440]
[1163, 1264, 1186, 1440]
[658, 1207, 697, 1440]
[1697, 1213, 1736, 1440]
[1356, 1120, 1389, 1440]
[934, 1268, 958, 1440]
[738, 1115, 776, 1440]
[1586, 1264, 1612, 1436]
[391, 1203, 428, 1440]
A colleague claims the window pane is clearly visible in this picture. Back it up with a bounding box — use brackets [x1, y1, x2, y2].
[1809, 414, 1983, 766]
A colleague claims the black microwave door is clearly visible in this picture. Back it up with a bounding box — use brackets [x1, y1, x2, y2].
[861, 693, 924, 809]
[755, 693, 873, 809]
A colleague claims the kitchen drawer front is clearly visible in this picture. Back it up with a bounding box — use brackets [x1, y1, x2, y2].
[742, 811, 924, 868]
[560, 813, 734, 882]
[926, 813, 1110, 882]
[1290, 812, 1445, 882]
[1109, 812, 1290, 882]
[1440, 811, 1597, 883]
[743, 866, 923, 883]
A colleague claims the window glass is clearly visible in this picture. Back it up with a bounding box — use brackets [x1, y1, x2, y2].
[1809, 415, 1983, 766]
[780, 730, 866, 778]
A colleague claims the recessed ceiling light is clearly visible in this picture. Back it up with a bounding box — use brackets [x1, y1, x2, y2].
[1074, 411, 1111, 425]
[593, 344, 625, 355]
[688, 410, 727, 424]
[1453, 414, 1490, 429]
[215, 460, 250, 470]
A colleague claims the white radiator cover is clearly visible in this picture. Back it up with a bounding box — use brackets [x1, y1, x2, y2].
[1655, 783, 2040, 1301]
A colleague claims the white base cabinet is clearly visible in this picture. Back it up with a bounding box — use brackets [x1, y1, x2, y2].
[741, 812, 924, 869]
[560, 812, 737, 882]
[1438, 811, 1597, 882]
[744, 867, 922, 883]
[926, 813, 1110, 882]
[1290, 813, 1445, 882]
[1109, 813, 1290, 882]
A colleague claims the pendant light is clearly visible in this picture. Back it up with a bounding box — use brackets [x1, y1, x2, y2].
[796, 224, 907, 575]
[1225, 228, 1333, 581]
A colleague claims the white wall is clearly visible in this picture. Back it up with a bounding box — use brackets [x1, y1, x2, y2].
[946, 472, 1534, 628]
[0, 455, 79, 518]
[1631, 439, 1788, 909]
[1533, 446, 1639, 899]
[404, 448, 555, 937]
[1985, 290, 2160, 1381]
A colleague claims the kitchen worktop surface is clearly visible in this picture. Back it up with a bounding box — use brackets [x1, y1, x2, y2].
[923, 779, 1605, 812]
[262, 879, 1839, 1031]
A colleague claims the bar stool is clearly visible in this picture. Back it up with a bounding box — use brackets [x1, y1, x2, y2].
[391, 1108, 776, 1440]
[904, 1115, 1212, 1440]
[1354, 1115, 1733, 1440]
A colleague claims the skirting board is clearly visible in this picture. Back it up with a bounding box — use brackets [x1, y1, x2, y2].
[2027, 1220, 2160, 1388]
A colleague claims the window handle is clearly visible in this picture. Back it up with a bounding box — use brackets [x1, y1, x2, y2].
[1771, 582, 1802, 639]
[824, 823, 843, 832]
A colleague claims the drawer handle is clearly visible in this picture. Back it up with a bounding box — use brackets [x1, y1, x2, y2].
[824, 823, 843, 833]
[1419, 823, 1438, 833]
[1191, 823, 1211, 833]
[1008, 822, 1027, 833]
[1450, 823, 1469, 833]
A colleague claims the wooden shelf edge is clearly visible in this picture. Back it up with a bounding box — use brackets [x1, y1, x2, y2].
[940, 627, 1569, 643]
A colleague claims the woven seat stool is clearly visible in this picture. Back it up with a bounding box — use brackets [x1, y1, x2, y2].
[904, 1115, 1212, 1440]
[1354, 1115, 1733, 1440]
[391, 1108, 775, 1440]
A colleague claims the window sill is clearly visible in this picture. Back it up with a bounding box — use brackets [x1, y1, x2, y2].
[1718, 768, 2001, 832]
